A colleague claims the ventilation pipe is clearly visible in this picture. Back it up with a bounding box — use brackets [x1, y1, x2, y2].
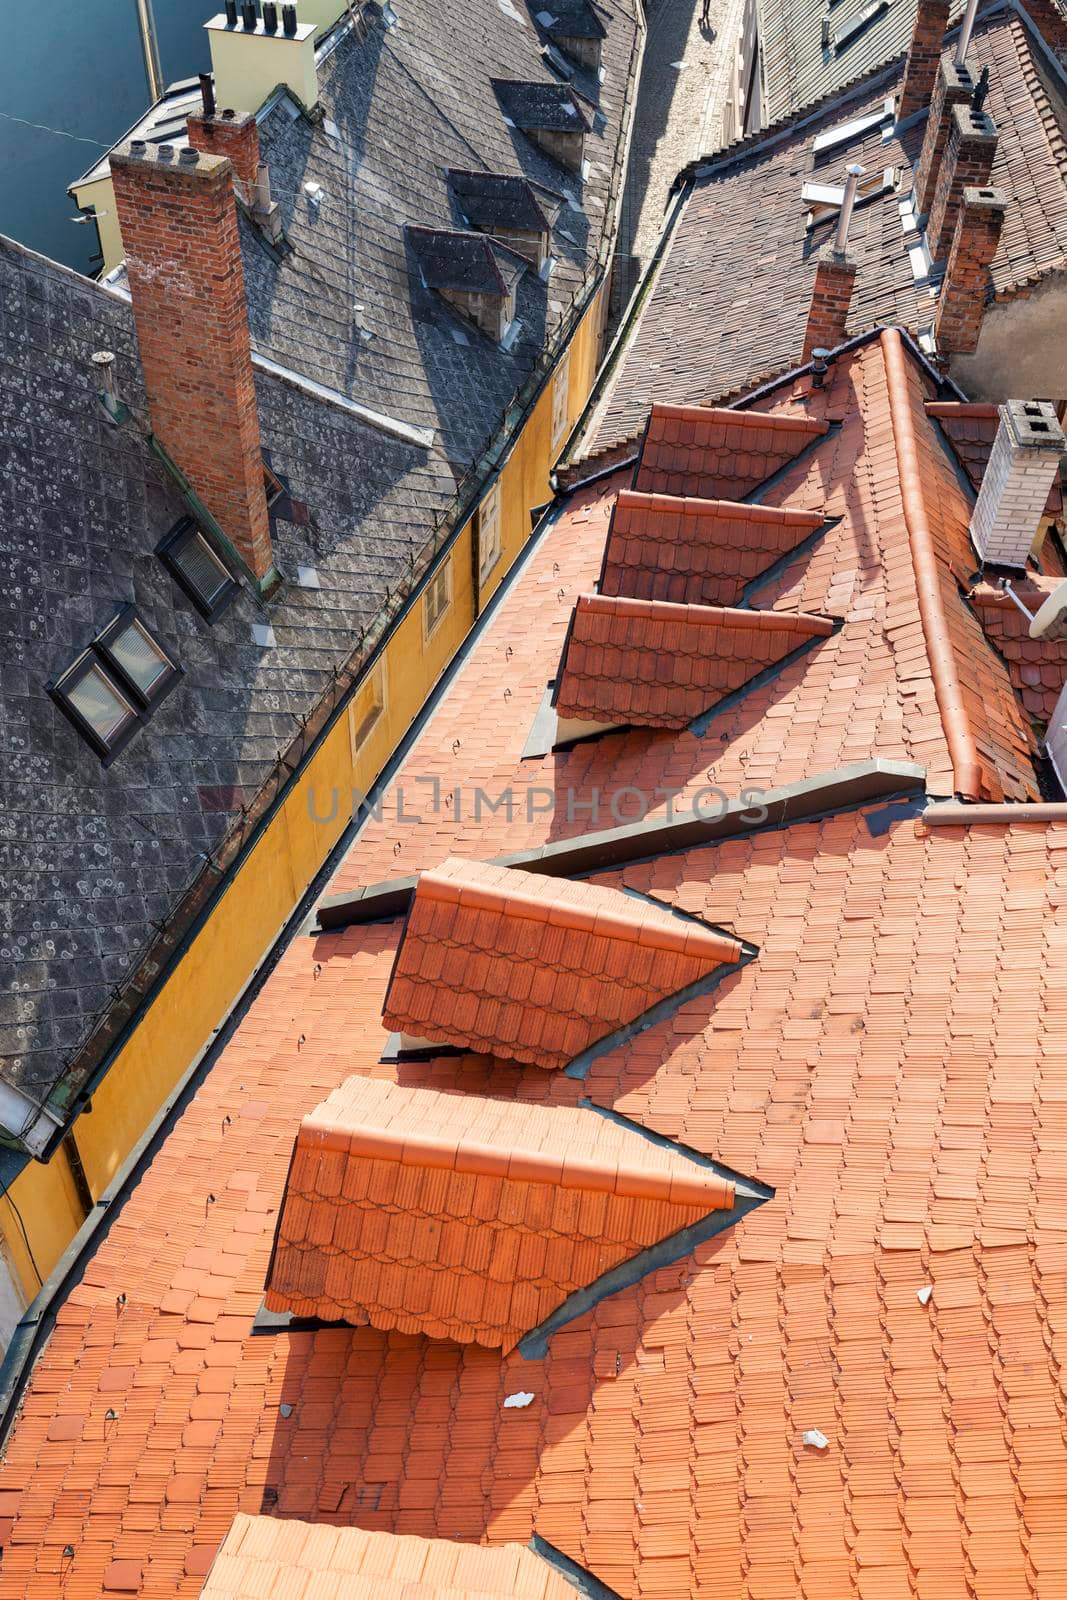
[954, 0, 980, 67]
[833, 164, 866, 253]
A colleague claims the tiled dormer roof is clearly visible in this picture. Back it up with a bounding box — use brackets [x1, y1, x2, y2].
[203, 1515, 583, 1598]
[634, 405, 829, 498]
[542, 0, 608, 40]
[265, 1076, 734, 1349]
[494, 79, 593, 133]
[968, 576, 1067, 725]
[554, 593, 835, 730]
[448, 169, 563, 235]
[599, 490, 826, 606]
[382, 856, 741, 1069]
[407, 226, 528, 298]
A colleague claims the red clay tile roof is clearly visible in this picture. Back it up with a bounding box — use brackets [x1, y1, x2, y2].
[633, 405, 829, 499]
[968, 576, 1067, 723]
[554, 592, 834, 730]
[583, 13, 1067, 454]
[1, 339, 1060, 1600]
[599, 490, 826, 606]
[382, 856, 741, 1070]
[203, 1514, 581, 1598]
[926, 400, 1064, 517]
[265, 1076, 734, 1350]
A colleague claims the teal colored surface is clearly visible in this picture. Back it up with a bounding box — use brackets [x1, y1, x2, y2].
[0, 0, 210, 273]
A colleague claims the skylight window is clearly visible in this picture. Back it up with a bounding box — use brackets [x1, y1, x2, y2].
[158, 516, 239, 621]
[49, 607, 181, 764]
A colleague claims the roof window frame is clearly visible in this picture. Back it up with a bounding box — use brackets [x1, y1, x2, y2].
[48, 605, 183, 766]
[94, 604, 182, 712]
[157, 515, 240, 622]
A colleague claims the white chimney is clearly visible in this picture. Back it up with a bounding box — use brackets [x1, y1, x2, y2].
[205, 6, 319, 116]
[970, 400, 1066, 569]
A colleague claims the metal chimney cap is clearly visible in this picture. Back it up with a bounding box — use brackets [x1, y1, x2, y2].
[179, 146, 200, 165]
[845, 162, 866, 177]
[129, 139, 148, 154]
[157, 143, 175, 160]
[91, 350, 116, 369]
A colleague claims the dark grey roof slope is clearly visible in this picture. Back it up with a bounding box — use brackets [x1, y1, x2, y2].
[241, 0, 637, 472]
[0, 233, 454, 1115]
[494, 77, 593, 130]
[407, 226, 527, 295]
[582, 10, 1067, 457]
[541, 0, 608, 41]
[448, 169, 563, 233]
[758, 0, 965, 125]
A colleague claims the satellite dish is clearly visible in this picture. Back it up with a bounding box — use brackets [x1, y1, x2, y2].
[1029, 577, 1067, 638]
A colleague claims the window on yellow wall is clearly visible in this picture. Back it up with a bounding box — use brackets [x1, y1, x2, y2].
[551, 351, 571, 451]
[350, 657, 387, 754]
[423, 555, 452, 640]
[478, 483, 502, 584]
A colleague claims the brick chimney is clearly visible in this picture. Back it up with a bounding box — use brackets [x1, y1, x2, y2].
[801, 246, 857, 361]
[186, 105, 260, 205]
[925, 101, 998, 259]
[110, 141, 274, 583]
[933, 185, 1007, 354]
[914, 58, 974, 216]
[970, 401, 1067, 568]
[898, 0, 950, 121]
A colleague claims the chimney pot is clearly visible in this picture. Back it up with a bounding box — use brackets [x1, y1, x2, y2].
[199, 72, 216, 118]
[970, 400, 1067, 569]
[91, 350, 116, 391]
[157, 143, 174, 160]
[810, 347, 831, 388]
[282, 3, 298, 35]
[263, 0, 279, 29]
[179, 146, 200, 165]
[130, 139, 147, 154]
[224, 0, 238, 23]
[241, 0, 257, 27]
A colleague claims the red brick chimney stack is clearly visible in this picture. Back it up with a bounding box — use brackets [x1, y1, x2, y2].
[109, 140, 274, 584]
[898, 0, 951, 121]
[914, 58, 974, 216]
[933, 185, 1008, 354]
[801, 246, 857, 361]
[926, 102, 999, 258]
[186, 106, 261, 207]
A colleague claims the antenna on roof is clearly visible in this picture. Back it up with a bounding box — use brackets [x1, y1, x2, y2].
[833, 163, 865, 253]
[954, 0, 980, 67]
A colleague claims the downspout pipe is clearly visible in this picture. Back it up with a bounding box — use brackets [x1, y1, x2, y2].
[880, 327, 984, 801]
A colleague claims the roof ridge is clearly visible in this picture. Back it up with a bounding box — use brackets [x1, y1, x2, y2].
[302, 1112, 735, 1209]
[577, 592, 835, 634]
[416, 859, 742, 963]
[649, 403, 829, 435]
[880, 328, 983, 801]
[614, 490, 826, 526]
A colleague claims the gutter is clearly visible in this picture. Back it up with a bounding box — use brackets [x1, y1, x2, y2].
[880, 326, 984, 801]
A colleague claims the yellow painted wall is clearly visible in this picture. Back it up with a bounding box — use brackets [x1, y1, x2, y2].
[0, 283, 607, 1303]
[71, 175, 125, 278]
[206, 17, 319, 118]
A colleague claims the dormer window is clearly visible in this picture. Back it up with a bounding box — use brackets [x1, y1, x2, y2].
[49, 606, 181, 764]
[158, 516, 239, 621]
[406, 226, 528, 343]
[537, 0, 607, 73]
[492, 80, 591, 173]
[446, 169, 563, 271]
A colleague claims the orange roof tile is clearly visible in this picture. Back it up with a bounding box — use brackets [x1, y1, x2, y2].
[598, 490, 826, 607]
[381, 855, 741, 1069]
[203, 1514, 581, 1598]
[265, 1076, 734, 1349]
[968, 576, 1067, 724]
[926, 400, 1064, 517]
[554, 592, 834, 730]
[633, 404, 829, 499]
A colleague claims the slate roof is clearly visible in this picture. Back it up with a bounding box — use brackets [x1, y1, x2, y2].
[407, 227, 527, 298]
[584, 10, 1067, 456]
[448, 169, 563, 235]
[598, 491, 827, 604]
[493, 79, 593, 133]
[8, 333, 1067, 1600]
[554, 593, 835, 729]
[264, 1074, 734, 1348]
[202, 1516, 583, 1599]
[382, 857, 741, 1069]
[241, 0, 637, 470]
[541, 0, 608, 42]
[0, 234, 452, 1115]
[1, 0, 639, 1127]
